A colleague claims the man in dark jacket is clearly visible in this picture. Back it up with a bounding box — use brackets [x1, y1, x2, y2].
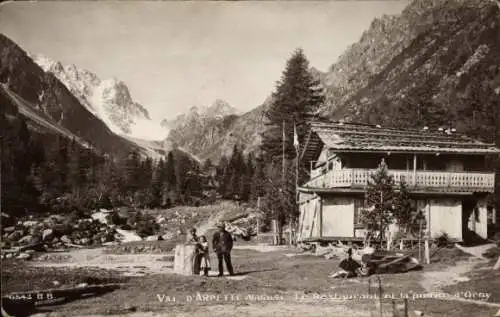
[212, 222, 234, 276]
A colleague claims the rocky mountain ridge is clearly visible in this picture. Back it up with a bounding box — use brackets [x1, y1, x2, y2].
[163, 97, 269, 162]
[170, 0, 500, 163]
[329, 0, 500, 134]
[0, 34, 173, 159]
[30, 53, 167, 141]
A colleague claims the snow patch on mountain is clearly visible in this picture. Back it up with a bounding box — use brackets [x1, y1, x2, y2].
[30, 53, 167, 141]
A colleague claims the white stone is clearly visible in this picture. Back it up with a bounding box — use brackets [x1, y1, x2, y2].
[42, 228, 54, 241]
[17, 252, 31, 260]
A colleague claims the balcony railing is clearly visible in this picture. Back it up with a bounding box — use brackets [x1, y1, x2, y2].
[305, 168, 495, 192]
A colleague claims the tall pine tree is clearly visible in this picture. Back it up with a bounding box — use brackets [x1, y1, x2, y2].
[261, 48, 324, 161]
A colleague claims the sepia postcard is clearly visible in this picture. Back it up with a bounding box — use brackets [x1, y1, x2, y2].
[1, 0, 500, 316]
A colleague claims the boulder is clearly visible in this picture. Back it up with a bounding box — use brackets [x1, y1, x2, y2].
[7, 231, 23, 241]
[18, 235, 34, 245]
[3, 226, 15, 233]
[49, 214, 67, 223]
[17, 252, 32, 260]
[80, 238, 90, 245]
[145, 235, 159, 241]
[42, 229, 54, 241]
[23, 221, 38, 227]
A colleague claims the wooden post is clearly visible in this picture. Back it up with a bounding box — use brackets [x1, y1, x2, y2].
[392, 300, 398, 317]
[272, 219, 276, 245]
[369, 278, 374, 317]
[319, 197, 323, 238]
[378, 276, 383, 317]
[424, 236, 430, 264]
[404, 298, 408, 317]
[256, 197, 261, 236]
[413, 154, 417, 187]
[418, 219, 423, 263]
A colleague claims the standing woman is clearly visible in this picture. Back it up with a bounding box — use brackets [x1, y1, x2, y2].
[186, 228, 202, 275]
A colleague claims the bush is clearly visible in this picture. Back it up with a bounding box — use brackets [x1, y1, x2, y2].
[106, 211, 127, 226]
[97, 194, 113, 210]
[135, 217, 160, 237]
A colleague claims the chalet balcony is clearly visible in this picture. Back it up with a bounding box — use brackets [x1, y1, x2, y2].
[304, 168, 495, 193]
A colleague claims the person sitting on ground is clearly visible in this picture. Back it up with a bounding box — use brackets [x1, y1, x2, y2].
[338, 248, 361, 278]
[198, 235, 211, 277]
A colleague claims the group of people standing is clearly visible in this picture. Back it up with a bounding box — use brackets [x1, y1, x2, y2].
[185, 222, 235, 277]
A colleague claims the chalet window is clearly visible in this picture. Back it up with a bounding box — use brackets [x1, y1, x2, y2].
[354, 199, 366, 228]
[328, 161, 334, 170]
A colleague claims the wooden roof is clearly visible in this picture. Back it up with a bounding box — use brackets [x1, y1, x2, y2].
[300, 122, 500, 163]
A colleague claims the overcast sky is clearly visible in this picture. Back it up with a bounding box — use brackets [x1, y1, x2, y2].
[0, 1, 409, 121]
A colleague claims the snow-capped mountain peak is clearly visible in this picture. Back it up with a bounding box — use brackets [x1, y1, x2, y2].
[30, 53, 166, 140]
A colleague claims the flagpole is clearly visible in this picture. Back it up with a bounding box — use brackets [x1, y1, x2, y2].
[294, 122, 299, 246]
[278, 120, 286, 245]
[282, 120, 286, 180]
[294, 122, 299, 203]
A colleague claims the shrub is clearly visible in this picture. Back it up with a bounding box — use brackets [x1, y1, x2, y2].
[106, 211, 127, 226]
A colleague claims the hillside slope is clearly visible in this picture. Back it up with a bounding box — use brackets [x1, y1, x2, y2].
[0, 33, 140, 157]
[1, 84, 91, 149]
[329, 0, 500, 141]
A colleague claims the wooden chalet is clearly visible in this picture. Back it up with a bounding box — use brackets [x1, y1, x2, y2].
[297, 122, 500, 243]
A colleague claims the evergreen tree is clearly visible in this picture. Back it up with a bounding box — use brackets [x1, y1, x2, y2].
[239, 153, 255, 202]
[363, 159, 396, 243]
[1, 113, 39, 215]
[165, 151, 177, 193]
[203, 158, 214, 174]
[67, 139, 86, 198]
[261, 48, 324, 161]
[216, 155, 230, 197]
[250, 155, 266, 202]
[124, 151, 141, 199]
[393, 181, 417, 235]
[226, 144, 246, 200]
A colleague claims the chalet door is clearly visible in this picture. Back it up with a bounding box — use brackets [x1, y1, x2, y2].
[429, 199, 462, 241]
[321, 197, 354, 238]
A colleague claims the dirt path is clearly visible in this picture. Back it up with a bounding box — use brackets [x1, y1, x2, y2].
[33, 248, 172, 277]
[419, 244, 497, 292]
[48, 302, 373, 317]
[419, 257, 487, 292]
[455, 243, 497, 260]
